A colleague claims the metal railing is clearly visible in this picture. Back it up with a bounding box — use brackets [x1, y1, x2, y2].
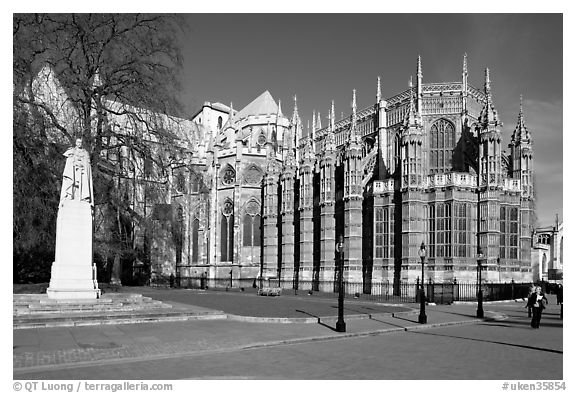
[166, 276, 533, 304]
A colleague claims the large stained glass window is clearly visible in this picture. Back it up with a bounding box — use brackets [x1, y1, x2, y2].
[430, 119, 455, 174]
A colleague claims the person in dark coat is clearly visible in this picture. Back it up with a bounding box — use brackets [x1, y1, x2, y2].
[527, 286, 548, 329]
[557, 284, 563, 305]
[525, 285, 536, 317]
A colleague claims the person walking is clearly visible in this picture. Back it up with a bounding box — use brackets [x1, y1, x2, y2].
[527, 286, 548, 329]
[557, 284, 563, 319]
[525, 285, 535, 318]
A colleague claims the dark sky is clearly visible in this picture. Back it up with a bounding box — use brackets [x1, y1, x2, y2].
[177, 13, 562, 227]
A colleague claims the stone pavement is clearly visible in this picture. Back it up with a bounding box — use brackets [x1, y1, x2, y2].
[13, 288, 520, 378]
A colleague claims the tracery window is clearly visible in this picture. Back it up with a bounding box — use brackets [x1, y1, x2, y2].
[430, 119, 455, 174]
[192, 217, 200, 262]
[220, 200, 234, 262]
[243, 201, 261, 247]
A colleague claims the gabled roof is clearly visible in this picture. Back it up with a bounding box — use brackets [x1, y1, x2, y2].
[235, 90, 278, 120]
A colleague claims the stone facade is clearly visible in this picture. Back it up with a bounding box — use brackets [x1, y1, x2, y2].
[30, 55, 537, 288]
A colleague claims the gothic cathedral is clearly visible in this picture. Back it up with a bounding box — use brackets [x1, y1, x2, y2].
[171, 55, 535, 287]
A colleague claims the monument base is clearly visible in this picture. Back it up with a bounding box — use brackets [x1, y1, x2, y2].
[47, 200, 100, 300]
[46, 287, 100, 300]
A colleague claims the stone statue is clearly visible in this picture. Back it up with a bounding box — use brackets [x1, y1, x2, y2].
[60, 138, 93, 207]
[48, 137, 100, 299]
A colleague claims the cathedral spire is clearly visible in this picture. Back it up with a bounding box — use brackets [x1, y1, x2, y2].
[416, 55, 423, 116]
[462, 53, 468, 113]
[316, 111, 322, 131]
[513, 94, 530, 142]
[331, 100, 335, 132]
[324, 100, 336, 152]
[312, 110, 316, 139]
[277, 99, 283, 117]
[229, 101, 234, 126]
[480, 67, 500, 127]
[404, 78, 421, 128]
[292, 94, 302, 150]
[484, 67, 491, 97]
[376, 76, 381, 102]
[349, 89, 360, 144]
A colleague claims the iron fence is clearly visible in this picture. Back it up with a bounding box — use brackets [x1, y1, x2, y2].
[166, 276, 533, 304]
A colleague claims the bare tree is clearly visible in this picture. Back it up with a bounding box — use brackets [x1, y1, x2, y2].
[13, 14, 189, 283]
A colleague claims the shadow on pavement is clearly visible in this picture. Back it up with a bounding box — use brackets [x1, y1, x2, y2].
[408, 330, 563, 354]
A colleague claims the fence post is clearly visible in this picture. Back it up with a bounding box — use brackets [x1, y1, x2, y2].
[453, 278, 458, 302]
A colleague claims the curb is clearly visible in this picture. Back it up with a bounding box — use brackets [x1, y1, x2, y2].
[14, 313, 500, 375]
[453, 298, 526, 305]
[225, 311, 407, 324]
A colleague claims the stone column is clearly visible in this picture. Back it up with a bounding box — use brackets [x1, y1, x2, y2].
[263, 173, 279, 279]
[319, 156, 336, 291]
[298, 164, 314, 289]
[344, 151, 363, 283]
[280, 169, 296, 286]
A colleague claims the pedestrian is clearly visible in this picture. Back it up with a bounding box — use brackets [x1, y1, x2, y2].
[525, 285, 535, 318]
[557, 284, 563, 305]
[557, 284, 563, 319]
[527, 286, 548, 329]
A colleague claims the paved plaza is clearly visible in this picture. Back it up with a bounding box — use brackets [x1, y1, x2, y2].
[13, 289, 563, 380]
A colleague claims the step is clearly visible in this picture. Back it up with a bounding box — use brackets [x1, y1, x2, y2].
[13, 309, 227, 329]
[14, 301, 173, 315]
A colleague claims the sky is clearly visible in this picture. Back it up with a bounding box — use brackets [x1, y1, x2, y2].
[177, 13, 563, 227]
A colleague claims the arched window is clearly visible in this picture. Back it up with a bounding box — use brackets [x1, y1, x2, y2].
[191, 175, 199, 193]
[176, 171, 186, 193]
[192, 218, 200, 262]
[429, 119, 455, 174]
[220, 200, 234, 262]
[243, 214, 252, 246]
[243, 201, 261, 247]
[218, 116, 223, 130]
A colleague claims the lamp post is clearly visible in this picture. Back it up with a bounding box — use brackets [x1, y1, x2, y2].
[418, 242, 427, 324]
[476, 251, 484, 318]
[335, 234, 346, 332]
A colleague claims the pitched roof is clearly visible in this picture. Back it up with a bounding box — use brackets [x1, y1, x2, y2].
[235, 90, 278, 120]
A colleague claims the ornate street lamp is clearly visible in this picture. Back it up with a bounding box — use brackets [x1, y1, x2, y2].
[476, 251, 484, 318]
[336, 234, 346, 332]
[418, 242, 427, 324]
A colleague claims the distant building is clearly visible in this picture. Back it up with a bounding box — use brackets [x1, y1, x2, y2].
[532, 217, 563, 282]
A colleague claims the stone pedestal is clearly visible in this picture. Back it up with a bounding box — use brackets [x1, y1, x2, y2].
[47, 200, 100, 299]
